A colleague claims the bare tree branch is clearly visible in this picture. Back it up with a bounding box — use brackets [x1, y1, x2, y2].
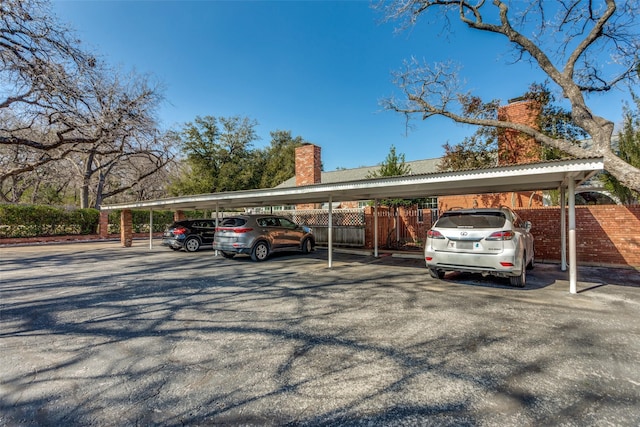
[379, 0, 640, 191]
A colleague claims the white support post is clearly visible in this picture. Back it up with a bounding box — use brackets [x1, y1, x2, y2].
[328, 196, 333, 268]
[560, 185, 567, 271]
[214, 202, 219, 257]
[374, 200, 379, 258]
[149, 209, 154, 250]
[568, 179, 577, 294]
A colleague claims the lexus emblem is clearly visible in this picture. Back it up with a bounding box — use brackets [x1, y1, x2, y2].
[460, 231, 468, 236]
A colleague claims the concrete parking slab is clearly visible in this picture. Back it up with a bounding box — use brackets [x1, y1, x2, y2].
[1, 241, 639, 426]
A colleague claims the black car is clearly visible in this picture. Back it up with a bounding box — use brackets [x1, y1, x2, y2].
[162, 219, 217, 252]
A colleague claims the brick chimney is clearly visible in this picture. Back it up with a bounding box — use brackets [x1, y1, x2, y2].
[497, 98, 542, 166]
[295, 144, 321, 186]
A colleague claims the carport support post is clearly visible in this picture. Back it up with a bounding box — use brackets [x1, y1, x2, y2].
[560, 186, 567, 271]
[328, 196, 333, 268]
[568, 179, 577, 294]
[374, 200, 379, 258]
[149, 209, 154, 249]
[214, 202, 219, 257]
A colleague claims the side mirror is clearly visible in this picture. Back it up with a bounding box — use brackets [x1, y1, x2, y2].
[524, 221, 532, 232]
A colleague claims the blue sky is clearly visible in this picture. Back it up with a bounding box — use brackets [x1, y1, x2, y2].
[52, 1, 631, 171]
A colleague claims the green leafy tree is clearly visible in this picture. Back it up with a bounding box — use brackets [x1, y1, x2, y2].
[438, 97, 500, 171]
[600, 96, 640, 204]
[367, 145, 411, 179]
[168, 116, 260, 195]
[259, 130, 305, 188]
[367, 145, 418, 208]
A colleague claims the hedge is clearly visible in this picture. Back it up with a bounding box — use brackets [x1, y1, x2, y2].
[0, 205, 209, 238]
[0, 205, 100, 238]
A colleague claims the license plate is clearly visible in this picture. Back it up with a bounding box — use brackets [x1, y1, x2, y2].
[450, 241, 473, 250]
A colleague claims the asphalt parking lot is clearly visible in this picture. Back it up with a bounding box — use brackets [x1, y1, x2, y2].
[1, 240, 639, 426]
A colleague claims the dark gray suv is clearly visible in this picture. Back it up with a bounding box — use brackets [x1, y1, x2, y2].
[213, 214, 315, 261]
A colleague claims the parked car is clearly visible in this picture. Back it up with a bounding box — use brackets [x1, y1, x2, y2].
[162, 219, 217, 252]
[213, 214, 315, 261]
[424, 207, 535, 287]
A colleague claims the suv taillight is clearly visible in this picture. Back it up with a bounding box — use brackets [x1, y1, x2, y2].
[486, 230, 515, 241]
[216, 227, 253, 233]
[427, 229, 445, 239]
[232, 227, 253, 233]
[173, 226, 187, 235]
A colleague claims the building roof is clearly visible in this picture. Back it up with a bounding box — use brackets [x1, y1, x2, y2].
[276, 158, 442, 188]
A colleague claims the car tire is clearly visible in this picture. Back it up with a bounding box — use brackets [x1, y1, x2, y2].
[509, 257, 526, 287]
[184, 237, 200, 252]
[429, 267, 445, 280]
[301, 238, 312, 254]
[221, 251, 235, 259]
[251, 241, 269, 262]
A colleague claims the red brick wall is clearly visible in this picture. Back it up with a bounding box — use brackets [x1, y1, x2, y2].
[439, 192, 543, 211]
[360, 205, 639, 268]
[517, 205, 640, 267]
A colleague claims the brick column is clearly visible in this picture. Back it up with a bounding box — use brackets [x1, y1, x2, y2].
[497, 99, 542, 165]
[99, 211, 109, 238]
[295, 144, 322, 210]
[121, 209, 133, 247]
[174, 210, 186, 221]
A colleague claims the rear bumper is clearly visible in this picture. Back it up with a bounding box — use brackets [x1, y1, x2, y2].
[212, 242, 251, 255]
[425, 250, 522, 278]
[162, 238, 184, 249]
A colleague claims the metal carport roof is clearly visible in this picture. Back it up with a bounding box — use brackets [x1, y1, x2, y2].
[102, 157, 603, 211]
[101, 157, 605, 293]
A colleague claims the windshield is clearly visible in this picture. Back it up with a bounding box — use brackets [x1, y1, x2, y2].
[436, 212, 506, 229]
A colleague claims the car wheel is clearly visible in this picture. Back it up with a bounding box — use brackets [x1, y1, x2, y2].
[509, 257, 526, 287]
[184, 237, 200, 252]
[301, 238, 312, 254]
[429, 267, 445, 280]
[251, 241, 269, 262]
[221, 251, 235, 259]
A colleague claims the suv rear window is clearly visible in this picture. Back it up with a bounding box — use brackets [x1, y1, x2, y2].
[220, 217, 247, 227]
[436, 212, 506, 229]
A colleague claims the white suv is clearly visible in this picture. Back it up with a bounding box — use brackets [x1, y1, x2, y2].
[424, 207, 534, 287]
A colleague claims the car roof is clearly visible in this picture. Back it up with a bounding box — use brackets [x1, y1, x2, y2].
[442, 207, 512, 214]
[222, 214, 281, 218]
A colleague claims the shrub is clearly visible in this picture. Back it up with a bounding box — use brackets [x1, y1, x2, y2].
[0, 205, 100, 238]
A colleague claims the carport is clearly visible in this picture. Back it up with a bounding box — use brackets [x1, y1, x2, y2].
[101, 157, 604, 294]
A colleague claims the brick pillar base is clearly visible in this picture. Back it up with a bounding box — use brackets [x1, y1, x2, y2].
[121, 209, 133, 247]
[99, 211, 109, 238]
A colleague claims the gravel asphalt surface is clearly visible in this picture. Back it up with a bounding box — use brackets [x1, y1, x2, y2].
[1, 240, 639, 426]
